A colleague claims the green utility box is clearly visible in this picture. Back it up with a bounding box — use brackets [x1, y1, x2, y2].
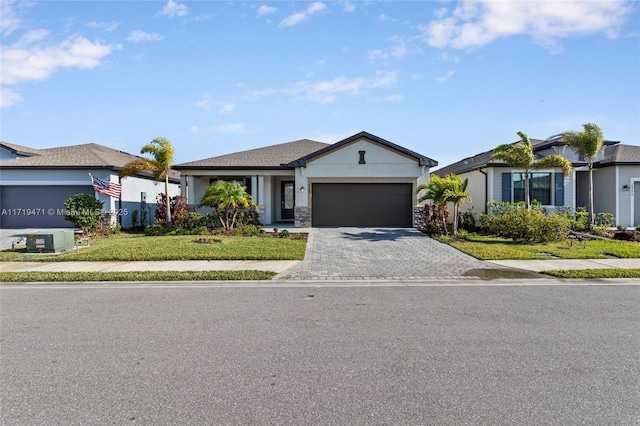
[26, 230, 75, 253]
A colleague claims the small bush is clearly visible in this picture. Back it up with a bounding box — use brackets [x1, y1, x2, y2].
[279, 229, 290, 238]
[456, 229, 469, 239]
[63, 193, 105, 233]
[596, 212, 615, 228]
[144, 224, 209, 236]
[481, 202, 570, 243]
[236, 210, 261, 227]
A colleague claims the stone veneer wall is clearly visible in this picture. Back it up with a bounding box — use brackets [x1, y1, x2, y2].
[295, 206, 312, 228]
[414, 206, 427, 231]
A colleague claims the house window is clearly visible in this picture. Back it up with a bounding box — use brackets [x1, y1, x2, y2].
[513, 173, 551, 205]
[359, 151, 366, 164]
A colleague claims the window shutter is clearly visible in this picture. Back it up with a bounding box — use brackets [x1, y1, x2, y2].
[502, 173, 511, 202]
[554, 173, 564, 206]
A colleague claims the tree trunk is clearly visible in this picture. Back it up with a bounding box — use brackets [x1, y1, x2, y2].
[588, 165, 594, 226]
[524, 172, 530, 209]
[165, 175, 172, 227]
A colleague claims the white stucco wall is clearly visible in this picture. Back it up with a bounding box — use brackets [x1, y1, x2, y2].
[0, 168, 180, 228]
[606, 165, 640, 227]
[455, 169, 486, 220]
[296, 139, 428, 208]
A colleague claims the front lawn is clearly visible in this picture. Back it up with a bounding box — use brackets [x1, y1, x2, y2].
[0, 233, 307, 261]
[0, 270, 276, 282]
[543, 269, 640, 279]
[437, 234, 640, 260]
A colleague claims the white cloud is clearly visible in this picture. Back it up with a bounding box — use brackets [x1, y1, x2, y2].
[87, 21, 120, 32]
[422, 0, 634, 50]
[1, 0, 30, 37]
[239, 70, 399, 104]
[219, 103, 236, 114]
[287, 70, 400, 103]
[212, 123, 245, 133]
[1, 87, 22, 107]
[280, 2, 326, 28]
[257, 5, 276, 17]
[1, 32, 120, 87]
[157, 0, 188, 18]
[197, 96, 210, 110]
[436, 70, 455, 83]
[342, 2, 355, 13]
[384, 94, 404, 102]
[127, 30, 164, 43]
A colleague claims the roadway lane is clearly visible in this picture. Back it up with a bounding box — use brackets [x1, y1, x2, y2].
[1, 284, 638, 425]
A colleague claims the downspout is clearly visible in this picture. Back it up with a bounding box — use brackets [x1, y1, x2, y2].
[479, 167, 488, 214]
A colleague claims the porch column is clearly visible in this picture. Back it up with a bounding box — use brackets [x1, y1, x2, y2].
[257, 175, 266, 225]
[185, 175, 196, 208]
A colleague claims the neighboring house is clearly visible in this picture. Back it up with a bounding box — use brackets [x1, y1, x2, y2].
[174, 131, 437, 227]
[433, 134, 640, 227]
[0, 142, 181, 229]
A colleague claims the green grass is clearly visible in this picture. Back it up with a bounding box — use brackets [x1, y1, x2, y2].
[543, 269, 640, 279]
[0, 233, 307, 261]
[0, 270, 276, 282]
[437, 234, 640, 260]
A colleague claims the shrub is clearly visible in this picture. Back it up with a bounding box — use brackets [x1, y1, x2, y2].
[419, 204, 449, 235]
[456, 229, 469, 239]
[596, 212, 615, 228]
[458, 209, 477, 232]
[481, 202, 570, 243]
[155, 194, 187, 226]
[63, 193, 105, 233]
[279, 229, 290, 238]
[144, 224, 209, 236]
[232, 225, 264, 236]
[236, 210, 261, 227]
[556, 206, 589, 231]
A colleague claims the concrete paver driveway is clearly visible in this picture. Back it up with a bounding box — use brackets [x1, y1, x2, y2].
[276, 227, 497, 281]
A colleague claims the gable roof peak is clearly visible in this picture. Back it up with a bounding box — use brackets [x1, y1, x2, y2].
[287, 131, 438, 168]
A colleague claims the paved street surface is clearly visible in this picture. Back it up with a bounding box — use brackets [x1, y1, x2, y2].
[2, 283, 638, 425]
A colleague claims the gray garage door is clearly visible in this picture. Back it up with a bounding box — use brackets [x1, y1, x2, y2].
[312, 183, 413, 227]
[0, 186, 94, 228]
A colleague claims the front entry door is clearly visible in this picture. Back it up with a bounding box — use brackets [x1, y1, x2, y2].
[281, 181, 294, 220]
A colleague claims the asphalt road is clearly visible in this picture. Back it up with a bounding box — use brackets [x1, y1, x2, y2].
[1, 283, 639, 425]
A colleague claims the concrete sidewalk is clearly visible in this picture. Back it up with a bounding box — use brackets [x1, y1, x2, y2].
[487, 258, 640, 272]
[1, 258, 638, 275]
[0, 260, 299, 273]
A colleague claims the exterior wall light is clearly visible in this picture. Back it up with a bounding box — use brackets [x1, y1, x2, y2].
[300, 186, 305, 193]
[623, 185, 629, 190]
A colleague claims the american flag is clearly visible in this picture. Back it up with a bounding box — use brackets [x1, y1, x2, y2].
[90, 174, 121, 198]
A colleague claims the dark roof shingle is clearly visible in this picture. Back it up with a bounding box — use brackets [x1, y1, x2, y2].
[0, 143, 180, 179]
[174, 139, 330, 169]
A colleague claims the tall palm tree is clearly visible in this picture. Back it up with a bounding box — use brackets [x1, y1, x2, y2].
[417, 174, 451, 235]
[120, 137, 175, 226]
[199, 180, 257, 230]
[490, 132, 572, 208]
[562, 123, 604, 226]
[443, 174, 471, 235]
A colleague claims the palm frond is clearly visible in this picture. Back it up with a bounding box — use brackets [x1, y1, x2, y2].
[119, 158, 155, 178]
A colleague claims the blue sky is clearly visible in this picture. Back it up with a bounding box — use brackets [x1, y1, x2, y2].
[1, 0, 639, 169]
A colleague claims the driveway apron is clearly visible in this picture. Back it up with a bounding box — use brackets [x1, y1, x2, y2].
[275, 228, 488, 281]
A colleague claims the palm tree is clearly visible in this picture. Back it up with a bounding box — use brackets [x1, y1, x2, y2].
[199, 180, 257, 230]
[443, 174, 471, 235]
[417, 174, 451, 235]
[562, 123, 604, 226]
[120, 137, 175, 226]
[490, 132, 572, 208]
